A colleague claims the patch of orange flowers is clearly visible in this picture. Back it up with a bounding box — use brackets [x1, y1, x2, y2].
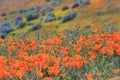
[0, 30, 120, 79]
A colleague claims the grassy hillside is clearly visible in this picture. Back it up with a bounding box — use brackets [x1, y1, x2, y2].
[0, 0, 120, 80]
[0, 0, 119, 38]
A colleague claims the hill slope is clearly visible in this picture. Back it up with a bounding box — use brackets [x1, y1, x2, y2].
[0, 0, 120, 37]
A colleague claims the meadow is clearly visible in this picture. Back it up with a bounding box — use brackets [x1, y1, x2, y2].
[0, 0, 120, 80]
[0, 27, 120, 80]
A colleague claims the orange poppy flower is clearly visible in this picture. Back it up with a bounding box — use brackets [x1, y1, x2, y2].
[44, 77, 52, 80]
[7, 38, 13, 44]
[106, 78, 115, 80]
[15, 70, 25, 79]
[84, 40, 91, 46]
[53, 68, 60, 76]
[63, 62, 70, 69]
[99, 47, 107, 55]
[106, 40, 115, 49]
[115, 48, 120, 56]
[107, 49, 114, 56]
[85, 73, 94, 80]
[92, 44, 102, 51]
[47, 46, 53, 52]
[113, 69, 120, 74]
[87, 51, 96, 60]
[35, 70, 43, 78]
[95, 72, 102, 77]
[74, 44, 81, 53]
[61, 47, 69, 56]
[90, 54, 96, 60]
[0, 39, 4, 46]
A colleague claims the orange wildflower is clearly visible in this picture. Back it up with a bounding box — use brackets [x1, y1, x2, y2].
[77, 36, 85, 43]
[18, 52, 29, 61]
[87, 51, 96, 60]
[106, 40, 115, 49]
[54, 68, 60, 76]
[113, 69, 120, 74]
[99, 47, 107, 55]
[90, 54, 96, 60]
[35, 70, 43, 78]
[41, 45, 47, 52]
[93, 34, 101, 43]
[46, 38, 55, 45]
[25, 45, 31, 51]
[47, 64, 60, 76]
[92, 44, 102, 51]
[113, 43, 120, 50]
[47, 46, 53, 52]
[84, 40, 91, 46]
[115, 48, 120, 55]
[107, 49, 114, 56]
[53, 36, 61, 45]
[74, 44, 81, 53]
[85, 73, 94, 80]
[71, 61, 82, 68]
[44, 77, 52, 80]
[7, 38, 13, 44]
[30, 42, 38, 51]
[95, 72, 102, 77]
[74, 47, 81, 53]
[0, 39, 4, 46]
[106, 78, 115, 80]
[62, 47, 69, 56]
[15, 70, 25, 79]
[63, 62, 70, 69]
[41, 39, 46, 45]
[0, 65, 10, 79]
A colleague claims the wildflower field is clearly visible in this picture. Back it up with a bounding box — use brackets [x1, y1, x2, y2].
[0, 28, 120, 80]
[0, 0, 120, 80]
